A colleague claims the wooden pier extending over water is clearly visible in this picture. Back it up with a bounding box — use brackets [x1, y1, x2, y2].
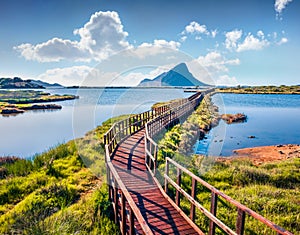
[104, 89, 293, 235]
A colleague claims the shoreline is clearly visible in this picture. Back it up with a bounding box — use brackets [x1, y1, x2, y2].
[217, 144, 300, 165]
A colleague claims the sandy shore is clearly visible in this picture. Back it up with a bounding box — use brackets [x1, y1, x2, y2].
[218, 144, 300, 165]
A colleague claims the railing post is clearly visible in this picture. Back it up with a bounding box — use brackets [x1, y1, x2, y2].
[113, 181, 119, 224]
[153, 145, 157, 176]
[165, 159, 169, 194]
[176, 167, 181, 206]
[129, 207, 135, 235]
[236, 208, 246, 235]
[209, 192, 218, 235]
[190, 178, 197, 221]
[121, 192, 126, 235]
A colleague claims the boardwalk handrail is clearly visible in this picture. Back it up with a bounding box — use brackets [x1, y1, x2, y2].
[104, 87, 292, 235]
[105, 146, 154, 235]
[164, 157, 293, 235]
[103, 92, 199, 234]
[104, 110, 155, 159]
[145, 91, 205, 175]
[143, 89, 293, 235]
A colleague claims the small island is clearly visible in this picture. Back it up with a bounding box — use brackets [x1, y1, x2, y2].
[0, 90, 78, 115]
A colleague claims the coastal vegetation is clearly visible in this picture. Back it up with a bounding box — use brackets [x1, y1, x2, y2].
[153, 95, 299, 234]
[217, 85, 300, 94]
[0, 116, 124, 234]
[0, 90, 78, 115]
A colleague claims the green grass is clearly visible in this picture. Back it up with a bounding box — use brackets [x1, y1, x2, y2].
[154, 94, 299, 234]
[0, 115, 126, 234]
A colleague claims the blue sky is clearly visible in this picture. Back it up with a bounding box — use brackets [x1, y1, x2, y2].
[0, 0, 299, 86]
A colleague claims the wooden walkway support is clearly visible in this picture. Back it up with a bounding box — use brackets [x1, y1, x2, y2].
[104, 89, 293, 235]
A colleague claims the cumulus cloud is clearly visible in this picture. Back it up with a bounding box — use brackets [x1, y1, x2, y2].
[211, 30, 218, 38]
[14, 11, 131, 62]
[139, 39, 180, 50]
[197, 51, 240, 73]
[37, 65, 120, 86]
[278, 37, 288, 45]
[180, 21, 216, 41]
[275, 0, 293, 14]
[187, 51, 240, 86]
[216, 75, 238, 86]
[237, 33, 270, 52]
[182, 21, 209, 35]
[225, 30, 271, 52]
[225, 29, 243, 50]
[133, 40, 181, 58]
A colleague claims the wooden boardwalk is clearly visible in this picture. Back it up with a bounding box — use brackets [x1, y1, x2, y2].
[105, 89, 293, 235]
[112, 130, 200, 235]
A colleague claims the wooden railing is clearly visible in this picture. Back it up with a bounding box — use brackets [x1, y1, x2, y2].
[104, 110, 155, 158]
[164, 157, 293, 235]
[104, 91, 202, 234]
[105, 145, 154, 235]
[145, 91, 204, 175]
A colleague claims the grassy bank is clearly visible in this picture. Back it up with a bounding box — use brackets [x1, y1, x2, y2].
[217, 85, 300, 94]
[0, 116, 124, 234]
[154, 94, 299, 234]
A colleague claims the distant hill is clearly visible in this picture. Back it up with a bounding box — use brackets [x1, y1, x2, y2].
[138, 63, 209, 87]
[0, 77, 63, 89]
[29, 80, 63, 88]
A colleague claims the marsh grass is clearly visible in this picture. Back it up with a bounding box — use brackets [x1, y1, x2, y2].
[155, 95, 299, 234]
[0, 115, 126, 234]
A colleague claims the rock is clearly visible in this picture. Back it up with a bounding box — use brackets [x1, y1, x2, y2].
[221, 113, 247, 124]
[248, 135, 256, 139]
[199, 129, 205, 140]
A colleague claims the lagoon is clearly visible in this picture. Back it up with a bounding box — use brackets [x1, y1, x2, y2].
[1, 89, 299, 158]
[195, 93, 300, 156]
[0, 88, 189, 158]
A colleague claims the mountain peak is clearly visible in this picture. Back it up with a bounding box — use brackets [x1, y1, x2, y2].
[138, 62, 208, 87]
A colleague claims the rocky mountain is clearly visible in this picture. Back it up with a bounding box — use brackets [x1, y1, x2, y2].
[0, 77, 63, 89]
[138, 63, 208, 87]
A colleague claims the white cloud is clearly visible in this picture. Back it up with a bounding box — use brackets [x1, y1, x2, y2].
[216, 75, 238, 86]
[15, 39, 91, 62]
[225, 29, 243, 50]
[197, 51, 240, 73]
[237, 33, 270, 52]
[187, 51, 240, 86]
[278, 37, 288, 45]
[37, 65, 119, 87]
[211, 29, 218, 38]
[14, 11, 131, 62]
[182, 21, 209, 35]
[180, 36, 187, 42]
[139, 39, 180, 50]
[37, 66, 95, 86]
[275, 0, 293, 14]
[257, 30, 265, 39]
[134, 40, 181, 58]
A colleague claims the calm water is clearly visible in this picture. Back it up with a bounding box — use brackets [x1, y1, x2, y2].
[195, 93, 300, 156]
[1, 90, 299, 158]
[0, 88, 189, 158]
